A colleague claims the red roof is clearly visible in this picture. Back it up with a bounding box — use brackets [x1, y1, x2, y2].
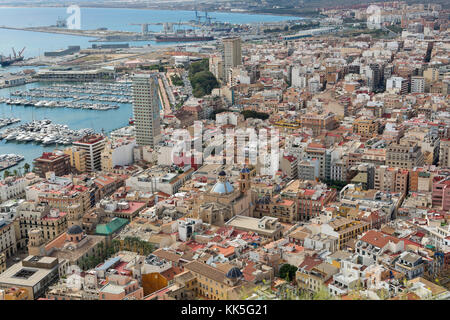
[298, 255, 322, 270]
[360, 230, 401, 248]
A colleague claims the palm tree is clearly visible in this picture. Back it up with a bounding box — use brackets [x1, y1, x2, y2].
[98, 242, 104, 256]
[79, 258, 87, 271]
[112, 239, 121, 253]
[3, 170, 11, 179]
[23, 163, 30, 174]
[13, 169, 18, 177]
[144, 242, 153, 255]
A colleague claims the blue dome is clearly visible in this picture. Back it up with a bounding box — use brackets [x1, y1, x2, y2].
[218, 170, 226, 176]
[226, 267, 243, 279]
[241, 167, 250, 173]
[211, 181, 234, 194]
[67, 225, 83, 235]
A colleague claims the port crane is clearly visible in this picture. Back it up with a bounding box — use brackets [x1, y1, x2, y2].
[194, 8, 216, 26]
[12, 47, 26, 59]
[1, 47, 26, 67]
[2, 47, 25, 60]
[130, 9, 217, 35]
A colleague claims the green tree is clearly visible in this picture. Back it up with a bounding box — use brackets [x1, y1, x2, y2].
[3, 170, 11, 179]
[311, 286, 336, 300]
[190, 71, 219, 98]
[188, 59, 219, 98]
[188, 59, 209, 77]
[23, 163, 30, 173]
[240, 110, 270, 120]
[170, 74, 184, 86]
[279, 264, 298, 282]
[209, 108, 229, 120]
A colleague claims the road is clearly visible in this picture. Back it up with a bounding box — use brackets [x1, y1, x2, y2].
[182, 70, 193, 98]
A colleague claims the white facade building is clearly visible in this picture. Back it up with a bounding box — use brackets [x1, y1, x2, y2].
[132, 74, 161, 148]
[0, 177, 27, 201]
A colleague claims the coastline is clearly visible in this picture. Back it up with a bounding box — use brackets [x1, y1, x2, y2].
[0, 5, 309, 19]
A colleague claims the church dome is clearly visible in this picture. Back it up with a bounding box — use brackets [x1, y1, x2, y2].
[67, 225, 83, 235]
[226, 267, 243, 279]
[218, 170, 227, 177]
[241, 167, 250, 173]
[211, 181, 234, 194]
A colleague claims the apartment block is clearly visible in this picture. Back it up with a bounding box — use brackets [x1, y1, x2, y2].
[72, 135, 106, 173]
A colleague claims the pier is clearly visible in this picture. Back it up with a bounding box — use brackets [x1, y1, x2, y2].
[0, 25, 145, 42]
[0, 118, 21, 129]
[0, 119, 95, 146]
[1, 82, 132, 111]
[0, 154, 24, 171]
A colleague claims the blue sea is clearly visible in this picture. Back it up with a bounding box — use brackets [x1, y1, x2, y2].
[0, 81, 133, 170]
[0, 7, 302, 58]
[0, 7, 301, 171]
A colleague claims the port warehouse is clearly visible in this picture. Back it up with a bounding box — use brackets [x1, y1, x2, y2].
[0, 75, 26, 87]
[44, 44, 129, 57]
[91, 44, 129, 49]
[44, 46, 81, 57]
[33, 68, 116, 82]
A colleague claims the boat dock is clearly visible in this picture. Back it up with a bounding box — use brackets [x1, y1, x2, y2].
[0, 154, 25, 171]
[0, 119, 95, 146]
[0, 118, 21, 129]
[1, 82, 132, 111]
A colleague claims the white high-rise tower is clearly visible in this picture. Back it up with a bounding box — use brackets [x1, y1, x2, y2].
[132, 74, 161, 147]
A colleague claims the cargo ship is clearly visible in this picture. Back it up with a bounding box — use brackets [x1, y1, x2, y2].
[1, 47, 25, 67]
[155, 35, 214, 42]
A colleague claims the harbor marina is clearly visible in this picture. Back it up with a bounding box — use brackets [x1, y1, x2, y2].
[0, 119, 95, 145]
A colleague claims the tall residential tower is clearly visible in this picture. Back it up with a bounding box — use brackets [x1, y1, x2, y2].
[222, 37, 242, 83]
[132, 74, 161, 148]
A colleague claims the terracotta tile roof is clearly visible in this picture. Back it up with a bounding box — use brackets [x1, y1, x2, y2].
[160, 266, 184, 282]
[242, 261, 257, 282]
[360, 230, 401, 248]
[184, 261, 227, 284]
[153, 248, 182, 263]
[298, 255, 322, 270]
[210, 245, 235, 257]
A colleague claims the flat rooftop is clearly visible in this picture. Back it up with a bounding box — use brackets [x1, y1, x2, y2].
[225, 215, 280, 235]
[0, 261, 57, 287]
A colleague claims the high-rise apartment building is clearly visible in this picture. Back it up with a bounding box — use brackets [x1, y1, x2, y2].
[411, 76, 425, 93]
[386, 76, 409, 95]
[365, 63, 382, 91]
[209, 54, 224, 83]
[64, 146, 87, 173]
[222, 37, 242, 83]
[72, 134, 106, 172]
[132, 74, 161, 147]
